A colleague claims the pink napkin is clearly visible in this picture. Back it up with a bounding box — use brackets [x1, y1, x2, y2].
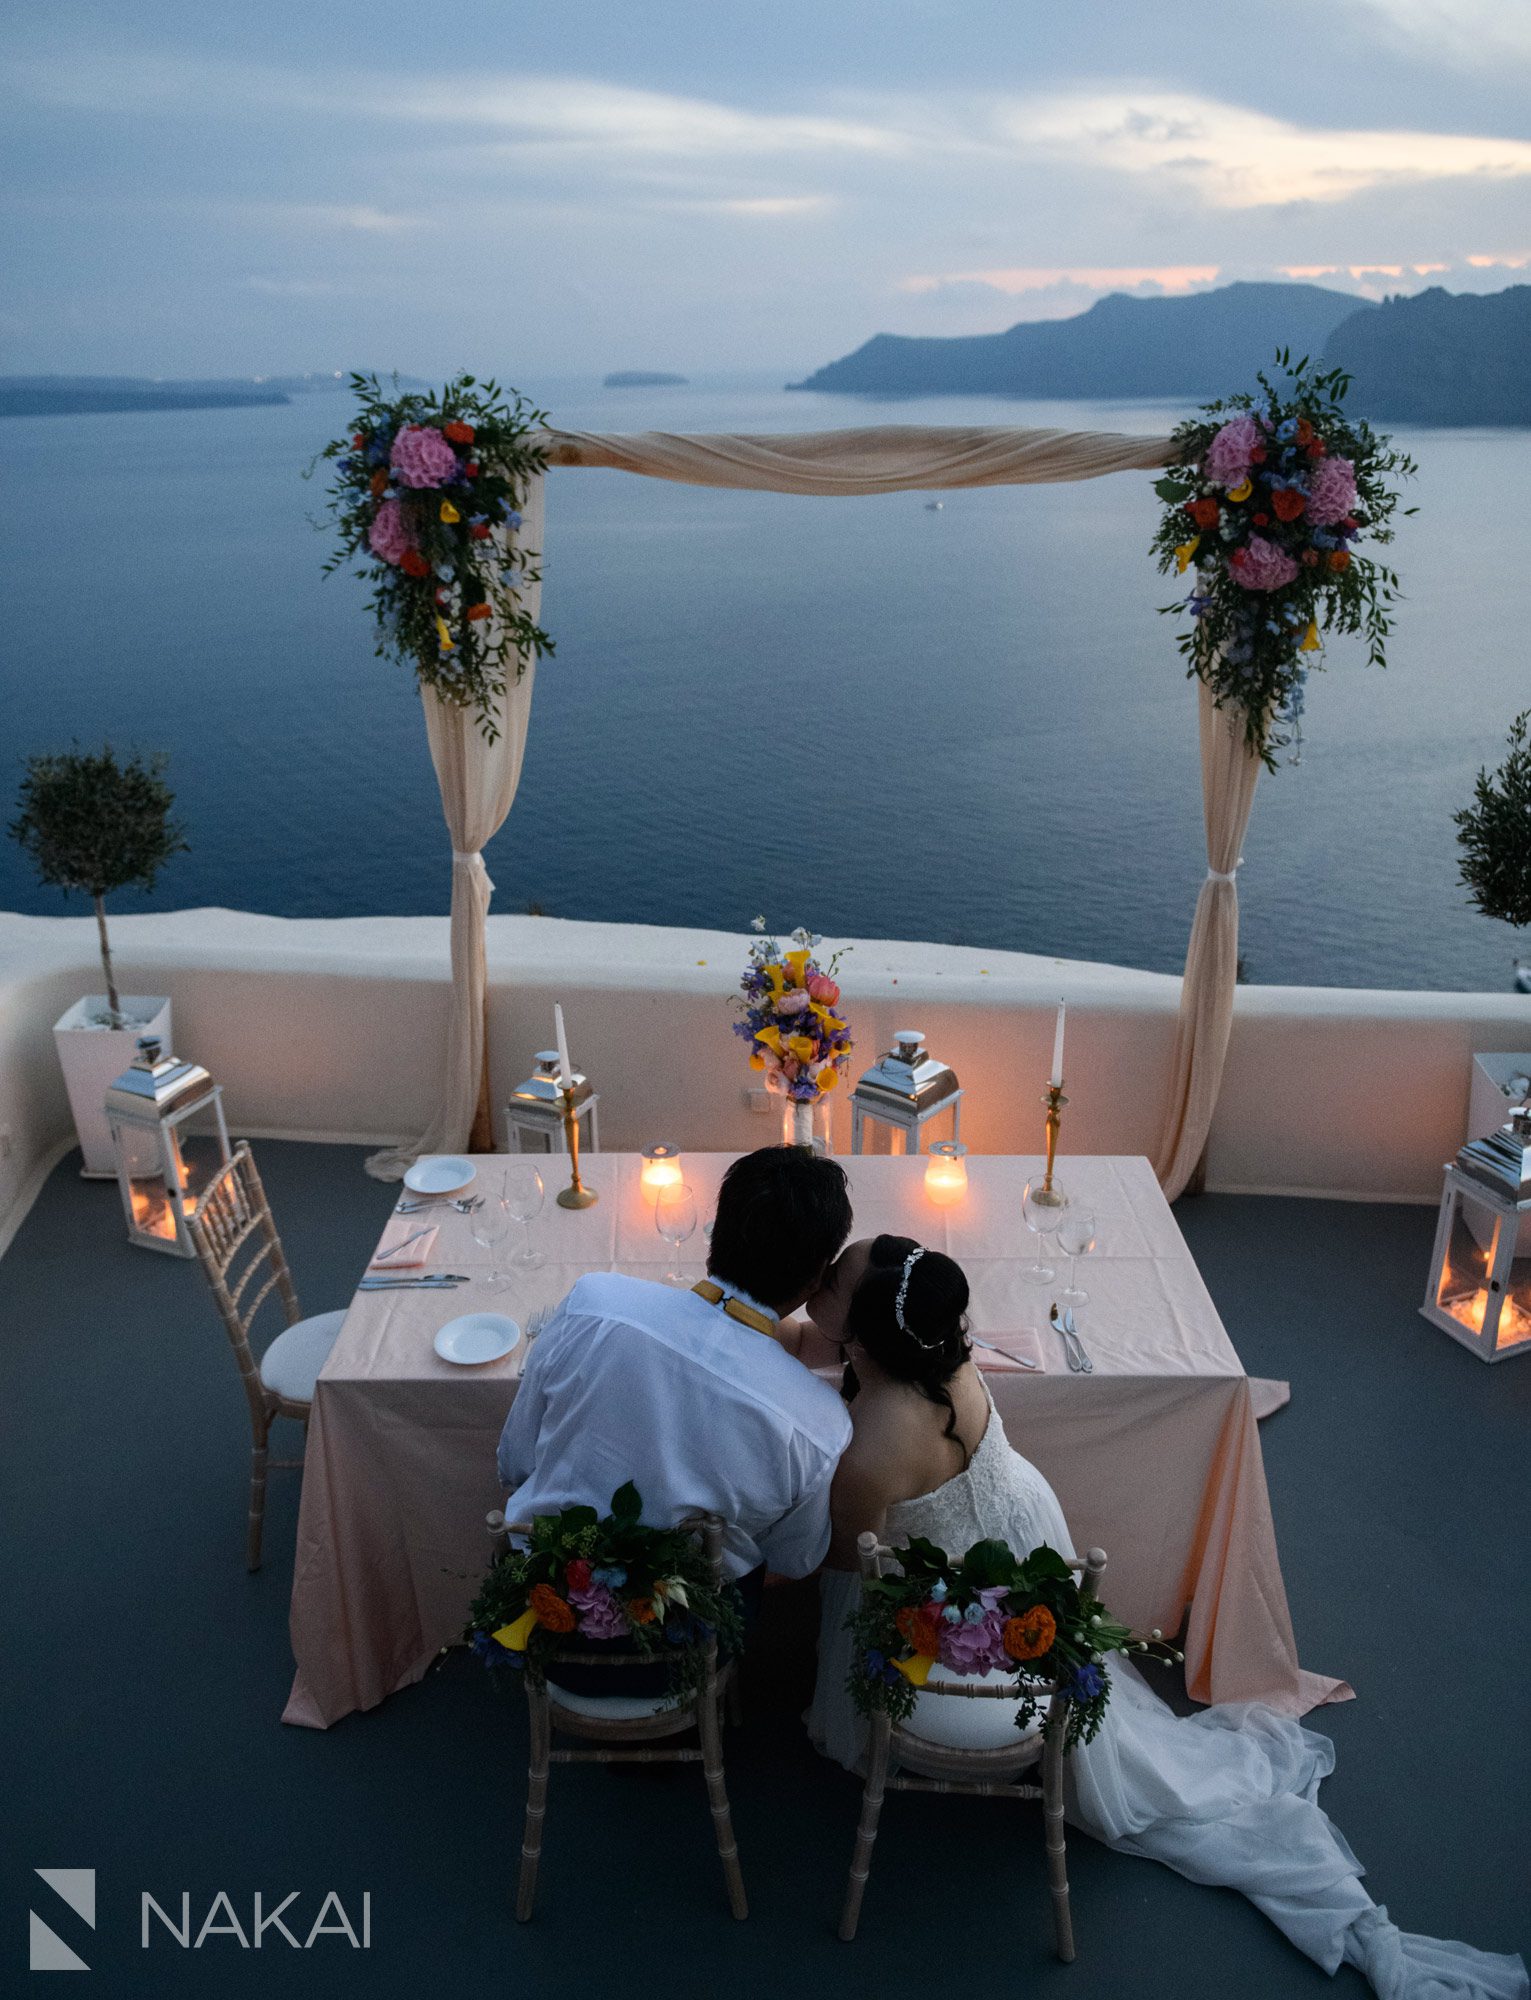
[973, 1328, 1045, 1373]
[368, 1218, 440, 1271]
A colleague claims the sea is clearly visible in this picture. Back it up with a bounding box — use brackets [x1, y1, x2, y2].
[1, 373, 1527, 992]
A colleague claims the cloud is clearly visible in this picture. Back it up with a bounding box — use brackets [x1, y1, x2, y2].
[901, 263, 1222, 297]
[244, 276, 350, 297]
[1007, 89, 1531, 207]
[667, 194, 833, 218]
[1343, 0, 1531, 73]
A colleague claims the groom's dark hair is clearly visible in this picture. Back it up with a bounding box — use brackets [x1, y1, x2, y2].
[707, 1146, 853, 1312]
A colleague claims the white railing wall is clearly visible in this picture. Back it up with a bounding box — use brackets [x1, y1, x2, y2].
[2, 909, 1527, 1249]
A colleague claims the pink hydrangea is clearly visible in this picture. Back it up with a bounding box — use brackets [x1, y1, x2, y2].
[1305, 454, 1357, 527]
[569, 1581, 629, 1640]
[367, 498, 413, 566]
[390, 423, 459, 490]
[1202, 413, 1262, 486]
[937, 1593, 1011, 1674]
[1231, 534, 1299, 592]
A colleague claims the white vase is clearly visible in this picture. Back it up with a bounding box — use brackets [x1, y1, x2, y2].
[53, 995, 173, 1176]
[782, 1097, 829, 1153]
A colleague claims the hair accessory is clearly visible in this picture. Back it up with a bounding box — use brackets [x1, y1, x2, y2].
[893, 1246, 946, 1352]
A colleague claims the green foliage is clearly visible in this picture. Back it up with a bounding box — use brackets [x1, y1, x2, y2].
[847, 1536, 1178, 1753]
[1455, 712, 1531, 931]
[9, 744, 187, 900]
[465, 1486, 744, 1708]
[1151, 351, 1415, 771]
[313, 372, 555, 742]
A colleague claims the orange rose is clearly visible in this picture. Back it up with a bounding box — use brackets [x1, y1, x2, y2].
[1294, 417, 1314, 446]
[628, 1598, 657, 1625]
[443, 420, 475, 444]
[465, 602, 492, 621]
[1271, 488, 1306, 522]
[1002, 1605, 1057, 1662]
[369, 468, 388, 497]
[528, 1583, 576, 1633]
[1186, 496, 1220, 530]
[1328, 549, 1351, 572]
[895, 1604, 943, 1657]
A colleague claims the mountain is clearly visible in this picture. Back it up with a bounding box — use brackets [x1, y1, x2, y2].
[1321, 286, 1531, 425]
[789, 282, 1372, 400]
[603, 371, 689, 388]
[0, 373, 356, 419]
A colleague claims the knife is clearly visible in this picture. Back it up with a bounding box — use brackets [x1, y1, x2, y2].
[357, 1274, 470, 1290]
[1049, 1303, 1087, 1373]
[971, 1336, 1039, 1370]
[371, 1227, 433, 1263]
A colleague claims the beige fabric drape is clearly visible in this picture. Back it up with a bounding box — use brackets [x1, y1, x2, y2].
[366, 475, 544, 1180]
[533, 423, 1174, 494]
[1153, 677, 1264, 1201]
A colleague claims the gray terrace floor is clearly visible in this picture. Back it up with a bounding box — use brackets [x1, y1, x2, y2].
[3, 1139, 1528, 1999]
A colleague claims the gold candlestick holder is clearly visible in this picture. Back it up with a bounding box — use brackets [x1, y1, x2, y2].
[555, 1086, 599, 1209]
[1040, 1082, 1069, 1199]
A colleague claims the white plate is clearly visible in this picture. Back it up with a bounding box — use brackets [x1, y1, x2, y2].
[434, 1313, 521, 1367]
[404, 1156, 477, 1196]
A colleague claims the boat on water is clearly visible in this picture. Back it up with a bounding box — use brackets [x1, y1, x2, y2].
[924, 499, 944, 511]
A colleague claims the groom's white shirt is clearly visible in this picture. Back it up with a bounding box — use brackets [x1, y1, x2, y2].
[496, 1270, 852, 1579]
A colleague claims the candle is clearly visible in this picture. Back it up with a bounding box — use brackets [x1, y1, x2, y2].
[924, 1141, 968, 1207]
[553, 1004, 574, 1091]
[640, 1144, 684, 1198]
[1050, 999, 1066, 1088]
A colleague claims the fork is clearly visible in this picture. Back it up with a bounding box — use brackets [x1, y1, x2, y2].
[1062, 1304, 1093, 1374]
[396, 1195, 483, 1214]
[1050, 1303, 1091, 1374]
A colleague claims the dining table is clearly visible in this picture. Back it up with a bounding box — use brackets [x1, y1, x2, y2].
[282, 1151, 1349, 1729]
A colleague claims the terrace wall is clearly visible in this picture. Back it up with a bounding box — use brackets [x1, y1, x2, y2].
[2, 909, 1527, 1250]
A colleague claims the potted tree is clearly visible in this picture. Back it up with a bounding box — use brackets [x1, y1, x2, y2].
[10, 745, 189, 1175]
[1455, 711, 1531, 993]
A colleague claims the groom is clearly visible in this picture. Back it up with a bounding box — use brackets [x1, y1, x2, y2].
[496, 1145, 855, 1606]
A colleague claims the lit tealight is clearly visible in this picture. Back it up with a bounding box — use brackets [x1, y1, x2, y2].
[924, 1141, 969, 1206]
[640, 1144, 684, 1198]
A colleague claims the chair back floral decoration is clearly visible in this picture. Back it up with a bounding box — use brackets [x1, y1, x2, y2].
[848, 1535, 1181, 1750]
[316, 372, 555, 742]
[1152, 352, 1414, 770]
[733, 920, 852, 1106]
[467, 1482, 744, 1705]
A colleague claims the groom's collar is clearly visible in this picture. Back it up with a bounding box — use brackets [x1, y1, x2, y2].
[697, 1276, 780, 1329]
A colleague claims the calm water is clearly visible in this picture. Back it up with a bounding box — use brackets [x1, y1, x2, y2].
[1, 375, 1526, 990]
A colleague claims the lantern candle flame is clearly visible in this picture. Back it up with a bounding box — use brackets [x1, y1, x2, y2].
[640, 1145, 684, 1199]
[925, 1141, 969, 1206]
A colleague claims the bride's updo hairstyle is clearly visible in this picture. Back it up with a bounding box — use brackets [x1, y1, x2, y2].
[844, 1233, 973, 1461]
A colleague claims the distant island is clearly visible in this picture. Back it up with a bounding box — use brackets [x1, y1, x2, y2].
[0, 372, 357, 420]
[603, 371, 688, 388]
[789, 281, 1531, 425]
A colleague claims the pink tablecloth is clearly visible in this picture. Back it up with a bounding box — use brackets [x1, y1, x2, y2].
[284, 1153, 1348, 1728]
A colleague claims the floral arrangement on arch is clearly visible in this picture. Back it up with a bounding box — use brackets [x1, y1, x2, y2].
[847, 1534, 1182, 1751]
[465, 1482, 744, 1705]
[316, 372, 555, 742]
[1152, 353, 1415, 770]
[732, 920, 852, 1104]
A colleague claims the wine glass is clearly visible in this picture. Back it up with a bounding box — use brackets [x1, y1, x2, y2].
[656, 1182, 698, 1286]
[503, 1164, 545, 1267]
[1058, 1207, 1097, 1308]
[1021, 1175, 1067, 1284]
[470, 1194, 514, 1292]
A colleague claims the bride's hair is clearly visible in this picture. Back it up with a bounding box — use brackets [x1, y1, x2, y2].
[844, 1233, 973, 1464]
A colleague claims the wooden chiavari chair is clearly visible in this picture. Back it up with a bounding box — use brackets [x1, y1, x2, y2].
[840, 1530, 1108, 1956]
[187, 1142, 346, 1569]
[485, 1507, 747, 1923]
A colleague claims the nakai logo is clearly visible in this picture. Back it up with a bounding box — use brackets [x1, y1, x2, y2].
[30, 1869, 96, 1973]
[141, 1891, 372, 1949]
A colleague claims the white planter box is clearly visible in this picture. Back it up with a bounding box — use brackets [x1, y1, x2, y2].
[53, 995, 173, 1176]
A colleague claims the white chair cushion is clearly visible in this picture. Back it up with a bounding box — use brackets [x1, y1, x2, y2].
[259, 1310, 346, 1403]
[544, 1685, 673, 1721]
[903, 1663, 1047, 1752]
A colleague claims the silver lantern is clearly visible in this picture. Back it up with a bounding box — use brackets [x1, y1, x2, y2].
[1421, 1106, 1531, 1363]
[504, 1050, 601, 1156]
[105, 1036, 232, 1256]
[850, 1029, 964, 1156]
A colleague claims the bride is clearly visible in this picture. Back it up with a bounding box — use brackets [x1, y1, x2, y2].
[800, 1234, 1527, 2000]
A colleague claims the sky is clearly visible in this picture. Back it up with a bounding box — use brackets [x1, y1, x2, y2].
[3, 0, 1529, 381]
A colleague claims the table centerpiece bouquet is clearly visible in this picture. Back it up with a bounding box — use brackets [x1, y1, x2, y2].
[466, 1482, 744, 1705]
[732, 919, 852, 1149]
[848, 1534, 1182, 1749]
[315, 372, 554, 743]
[1152, 351, 1414, 770]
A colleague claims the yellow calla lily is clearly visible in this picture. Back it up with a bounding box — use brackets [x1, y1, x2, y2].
[1300, 621, 1321, 652]
[493, 1610, 538, 1653]
[434, 615, 455, 651]
[1226, 478, 1253, 503]
[1174, 536, 1201, 573]
[754, 1025, 783, 1055]
[787, 1034, 816, 1061]
[749, 1053, 765, 1071]
[816, 1067, 839, 1093]
[765, 963, 786, 998]
[784, 949, 811, 986]
[893, 1652, 934, 1687]
[440, 500, 461, 524]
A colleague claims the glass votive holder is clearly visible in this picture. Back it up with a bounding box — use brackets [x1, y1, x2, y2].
[924, 1140, 969, 1206]
[640, 1144, 684, 1199]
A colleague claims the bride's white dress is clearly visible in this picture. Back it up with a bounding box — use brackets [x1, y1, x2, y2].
[808, 1398, 1527, 2000]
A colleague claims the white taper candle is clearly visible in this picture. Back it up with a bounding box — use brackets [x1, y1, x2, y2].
[1050, 1000, 1066, 1087]
[554, 1004, 574, 1090]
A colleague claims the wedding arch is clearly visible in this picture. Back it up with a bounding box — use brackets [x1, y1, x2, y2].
[354, 416, 1274, 1203]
